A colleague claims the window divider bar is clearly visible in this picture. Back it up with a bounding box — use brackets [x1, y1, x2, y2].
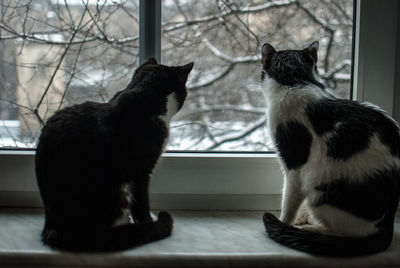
[139, 0, 162, 64]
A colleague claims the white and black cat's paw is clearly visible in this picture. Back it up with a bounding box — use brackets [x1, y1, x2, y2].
[294, 202, 315, 226]
[132, 213, 154, 224]
[296, 223, 332, 235]
[156, 211, 173, 237]
[150, 211, 157, 221]
[294, 211, 311, 226]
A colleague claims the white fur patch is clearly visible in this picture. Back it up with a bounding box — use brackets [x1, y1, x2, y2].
[312, 205, 380, 237]
[112, 183, 134, 227]
[159, 92, 179, 126]
[159, 92, 179, 150]
[112, 207, 134, 227]
[262, 76, 330, 142]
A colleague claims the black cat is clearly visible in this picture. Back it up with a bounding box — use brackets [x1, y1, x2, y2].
[35, 58, 194, 251]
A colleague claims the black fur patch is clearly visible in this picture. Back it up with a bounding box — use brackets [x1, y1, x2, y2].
[313, 167, 400, 221]
[306, 98, 400, 160]
[378, 121, 400, 158]
[262, 49, 324, 89]
[275, 121, 312, 170]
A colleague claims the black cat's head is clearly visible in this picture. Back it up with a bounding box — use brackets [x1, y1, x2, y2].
[260, 41, 324, 89]
[114, 58, 194, 120]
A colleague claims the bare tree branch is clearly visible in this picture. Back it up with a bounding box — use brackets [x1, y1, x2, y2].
[34, 2, 90, 124]
[296, 1, 335, 33]
[162, 0, 298, 33]
[320, 59, 351, 80]
[188, 64, 234, 90]
[202, 38, 259, 63]
[180, 105, 265, 118]
[207, 115, 267, 150]
[0, 0, 353, 150]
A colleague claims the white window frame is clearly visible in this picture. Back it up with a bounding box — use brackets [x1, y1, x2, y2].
[0, 0, 399, 210]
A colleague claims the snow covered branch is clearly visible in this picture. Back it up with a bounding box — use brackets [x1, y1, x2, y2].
[206, 115, 267, 150]
[202, 38, 260, 64]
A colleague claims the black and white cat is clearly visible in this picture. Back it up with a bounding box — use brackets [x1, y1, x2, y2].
[261, 41, 400, 256]
[35, 58, 194, 251]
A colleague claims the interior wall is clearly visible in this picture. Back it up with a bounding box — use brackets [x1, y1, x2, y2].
[394, 2, 400, 123]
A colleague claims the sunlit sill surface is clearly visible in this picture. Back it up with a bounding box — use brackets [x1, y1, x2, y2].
[0, 209, 399, 267]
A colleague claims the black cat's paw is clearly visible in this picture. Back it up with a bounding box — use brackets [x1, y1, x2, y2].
[156, 211, 173, 237]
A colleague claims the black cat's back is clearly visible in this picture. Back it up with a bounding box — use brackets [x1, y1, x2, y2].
[36, 101, 118, 227]
[35, 58, 193, 251]
[37, 102, 133, 250]
[36, 102, 169, 251]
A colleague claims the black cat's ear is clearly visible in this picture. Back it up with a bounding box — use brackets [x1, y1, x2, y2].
[179, 62, 194, 80]
[261, 43, 276, 66]
[142, 57, 158, 66]
[303, 41, 319, 62]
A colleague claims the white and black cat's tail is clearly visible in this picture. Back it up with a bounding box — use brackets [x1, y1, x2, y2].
[42, 211, 173, 252]
[263, 212, 395, 257]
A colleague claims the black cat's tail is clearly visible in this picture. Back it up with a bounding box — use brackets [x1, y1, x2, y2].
[263, 212, 394, 257]
[42, 211, 173, 252]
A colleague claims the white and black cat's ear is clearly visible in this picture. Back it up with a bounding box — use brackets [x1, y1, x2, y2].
[303, 41, 319, 62]
[179, 62, 194, 80]
[261, 43, 276, 65]
[142, 57, 158, 66]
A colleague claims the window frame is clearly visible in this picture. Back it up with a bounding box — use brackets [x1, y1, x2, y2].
[1, 0, 399, 209]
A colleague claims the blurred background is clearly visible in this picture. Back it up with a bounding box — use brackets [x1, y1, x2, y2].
[0, 0, 353, 151]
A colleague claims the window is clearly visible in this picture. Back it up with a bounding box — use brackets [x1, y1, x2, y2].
[0, 0, 141, 148]
[163, 0, 354, 151]
[0, 0, 353, 151]
[0, 0, 399, 209]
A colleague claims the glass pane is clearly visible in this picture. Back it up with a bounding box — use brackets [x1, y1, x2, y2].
[0, 0, 140, 148]
[0, 0, 353, 151]
[162, 0, 354, 151]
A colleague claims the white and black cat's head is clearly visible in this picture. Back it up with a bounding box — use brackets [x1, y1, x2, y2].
[261, 41, 324, 89]
[112, 58, 194, 122]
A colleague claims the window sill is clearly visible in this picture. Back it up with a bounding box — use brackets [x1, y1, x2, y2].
[0, 151, 283, 210]
[1, 208, 399, 267]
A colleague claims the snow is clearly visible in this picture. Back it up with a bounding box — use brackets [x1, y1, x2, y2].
[0, 120, 274, 152]
[167, 120, 274, 151]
